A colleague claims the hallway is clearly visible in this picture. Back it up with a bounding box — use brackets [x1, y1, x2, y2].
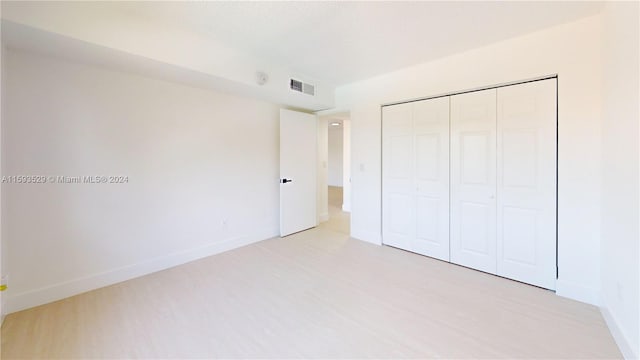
[320, 186, 350, 235]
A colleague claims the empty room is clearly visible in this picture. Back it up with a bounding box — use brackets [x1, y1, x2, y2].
[0, 1, 638, 359]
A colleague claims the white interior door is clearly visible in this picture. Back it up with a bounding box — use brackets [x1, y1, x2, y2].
[450, 89, 497, 274]
[280, 109, 317, 237]
[382, 103, 414, 251]
[413, 97, 450, 261]
[497, 79, 557, 289]
[382, 98, 450, 260]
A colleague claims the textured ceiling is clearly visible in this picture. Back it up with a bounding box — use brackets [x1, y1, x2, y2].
[118, 1, 603, 86]
[1, 1, 604, 110]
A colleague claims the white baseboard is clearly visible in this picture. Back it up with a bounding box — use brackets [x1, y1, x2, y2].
[555, 279, 600, 306]
[601, 306, 637, 359]
[6, 228, 277, 314]
[351, 228, 382, 246]
[319, 212, 329, 222]
[342, 203, 351, 213]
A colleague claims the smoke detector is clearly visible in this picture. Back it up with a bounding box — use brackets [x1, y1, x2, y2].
[256, 71, 268, 85]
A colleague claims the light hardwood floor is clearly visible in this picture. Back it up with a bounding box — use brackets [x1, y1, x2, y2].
[323, 186, 350, 235]
[1, 218, 620, 358]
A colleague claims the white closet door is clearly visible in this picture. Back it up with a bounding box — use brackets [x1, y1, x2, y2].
[450, 89, 497, 274]
[413, 97, 450, 261]
[382, 103, 414, 251]
[497, 79, 557, 290]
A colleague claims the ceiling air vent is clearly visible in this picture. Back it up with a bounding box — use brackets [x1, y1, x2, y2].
[302, 83, 315, 96]
[290, 78, 315, 96]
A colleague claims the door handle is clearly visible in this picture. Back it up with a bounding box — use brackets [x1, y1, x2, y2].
[281, 178, 293, 184]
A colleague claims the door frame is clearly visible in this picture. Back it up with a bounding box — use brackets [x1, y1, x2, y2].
[317, 111, 352, 235]
[279, 109, 318, 237]
[380, 74, 559, 285]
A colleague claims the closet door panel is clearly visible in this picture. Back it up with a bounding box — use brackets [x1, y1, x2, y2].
[497, 79, 557, 290]
[382, 103, 414, 250]
[413, 97, 450, 261]
[450, 89, 497, 274]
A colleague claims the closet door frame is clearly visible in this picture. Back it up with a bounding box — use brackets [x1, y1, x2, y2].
[380, 75, 558, 290]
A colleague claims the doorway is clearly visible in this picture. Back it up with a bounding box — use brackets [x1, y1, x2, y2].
[318, 113, 350, 235]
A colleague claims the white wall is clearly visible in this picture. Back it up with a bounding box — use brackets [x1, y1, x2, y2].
[600, 2, 639, 358]
[342, 119, 351, 213]
[335, 15, 604, 305]
[3, 49, 281, 313]
[317, 117, 329, 222]
[328, 126, 344, 187]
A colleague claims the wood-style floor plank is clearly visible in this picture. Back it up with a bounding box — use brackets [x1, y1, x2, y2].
[1, 219, 621, 359]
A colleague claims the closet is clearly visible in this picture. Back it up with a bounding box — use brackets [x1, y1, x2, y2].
[382, 97, 450, 262]
[382, 78, 557, 290]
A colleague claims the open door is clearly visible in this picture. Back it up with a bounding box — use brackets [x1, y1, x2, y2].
[280, 109, 317, 236]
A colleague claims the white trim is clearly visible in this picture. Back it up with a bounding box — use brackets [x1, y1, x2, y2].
[351, 229, 382, 246]
[342, 204, 351, 213]
[555, 279, 600, 306]
[319, 212, 329, 222]
[381, 74, 558, 107]
[601, 306, 637, 359]
[6, 228, 277, 314]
